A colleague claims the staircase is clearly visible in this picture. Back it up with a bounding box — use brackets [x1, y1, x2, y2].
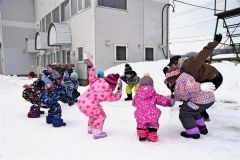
[211, 0, 240, 62]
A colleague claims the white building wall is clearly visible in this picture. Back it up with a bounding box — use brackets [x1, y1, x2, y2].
[34, 0, 65, 22]
[95, 0, 168, 71]
[0, 0, 37, 75]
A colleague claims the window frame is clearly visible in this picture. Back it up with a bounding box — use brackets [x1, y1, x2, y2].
[77, 46, 84, 63]
[97, 0, 127, 10]
[114, 44, 128, 62]
[144, 46, 155, 61]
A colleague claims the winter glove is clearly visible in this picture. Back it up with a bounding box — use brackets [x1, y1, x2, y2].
[23, 84, 30, 89]
[170, 99, 175, 107]
[117, 80, 122, 91]
[214, 33, 222, 43]
[167, 95, 175, 107]
[84, 59, 94, 69]
[200, 82, 216, 92]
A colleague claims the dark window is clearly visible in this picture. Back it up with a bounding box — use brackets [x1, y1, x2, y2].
[47, 54, 51, 64]
[36, 56, 39, 66]
[41, 18, 45, 32]
[56, 51, 61, 63]
[52, 7, 60, 22]
[145, 48, 154, 61]
[98, 0, 127, 10]
[85, 0, 91, 8]
[78, 47, 83, 61]
[61, 0, 70, 21]
[71, 0, 78, 16]
[67, 51, 71, 63]
[78, 0, 83, 10]
[116, 45, 127, 61]
[62, 50, 66, 64]
[46, 13, 52, 30]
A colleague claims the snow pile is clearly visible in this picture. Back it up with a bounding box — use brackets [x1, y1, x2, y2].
[0, 60, 239, 160]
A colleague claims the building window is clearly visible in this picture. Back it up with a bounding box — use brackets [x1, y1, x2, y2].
[78, 47, 83, 62]
[78, 0, 83, 11]
[56, 51, 61, 63]
[51, 53, 56, 63]
[36, 56, 39, 66]
[41, 18, 45, 32]
[85, 0, 91, 8]
[52, 7, 60, 22]
[46, 13, 52, 30]
[62, 50, 66, 64]
[61, 0, 70, 22]
[145, 47, 154, 61]
[47, 54, 51, 64]
[98, 0, 127, 10]
[115, 44, 127, 61]
[67, 51, 71, 63]
[71, 0, 78, 16]
[43, 54, 47, 67]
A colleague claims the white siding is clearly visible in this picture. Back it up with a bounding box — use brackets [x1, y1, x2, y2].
[95, 0, 168, 70]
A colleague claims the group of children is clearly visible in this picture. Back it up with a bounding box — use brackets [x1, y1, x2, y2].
[22, 34, 223, 141]
[23, 65, 80, 127]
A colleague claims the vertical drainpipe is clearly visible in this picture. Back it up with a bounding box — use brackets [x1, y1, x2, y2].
[91, 0, 96, 67]
[143, 0, 145, 61]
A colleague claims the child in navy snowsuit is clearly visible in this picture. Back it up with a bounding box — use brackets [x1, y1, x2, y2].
[22, 78, 46, 118]
[40, 66, 67, 127]
[120, 64, 140, 101]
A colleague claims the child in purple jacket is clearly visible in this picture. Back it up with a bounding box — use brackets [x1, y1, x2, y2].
[164, 68, 215, 139]
[132, 73, 175, 142]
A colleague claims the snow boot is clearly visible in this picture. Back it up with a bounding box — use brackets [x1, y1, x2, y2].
[196, 119, 208, 135]
[27, 105, 40, 118]
[124, 94, 132, 101]
[52, 116, 66, 127]
[137, 128, 148, 141]
[46, 114, 53, 124]
[181, 127, 200, 139]
[146, 128, 158, 142]
[93, 129, 107, 139]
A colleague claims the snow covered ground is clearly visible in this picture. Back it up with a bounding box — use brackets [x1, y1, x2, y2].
[0, 60, 239, 160]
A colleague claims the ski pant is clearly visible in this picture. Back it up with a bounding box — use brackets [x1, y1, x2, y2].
[179, 101, 214, 129]
[126, 83, 139, 94]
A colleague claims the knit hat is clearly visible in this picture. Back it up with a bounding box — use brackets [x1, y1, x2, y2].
[97, 70, 105, 78]
[164, 68, 181, 87]
[139, 73, 154, 87]
[167, 55, 182, 66]
[124, 64, 133, 74]
[105, 73, 120, 90]
[62, 71, 70, 82]
[70, 70, 78, 80]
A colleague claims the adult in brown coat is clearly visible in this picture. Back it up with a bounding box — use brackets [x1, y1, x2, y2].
[163, 34, 223, 121]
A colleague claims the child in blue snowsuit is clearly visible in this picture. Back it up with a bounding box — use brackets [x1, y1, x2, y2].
[40, 66, 67, 127]
[62, 71, 76, 106]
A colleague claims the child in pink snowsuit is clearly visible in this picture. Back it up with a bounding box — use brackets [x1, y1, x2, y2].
[78, 61, 122, 139]
[132, 73, 175, 142]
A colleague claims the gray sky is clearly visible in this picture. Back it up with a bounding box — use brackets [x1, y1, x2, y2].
[168, 0, 240, 55]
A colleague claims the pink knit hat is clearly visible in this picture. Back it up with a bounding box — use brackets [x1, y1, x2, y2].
[105, 73, 120, 90]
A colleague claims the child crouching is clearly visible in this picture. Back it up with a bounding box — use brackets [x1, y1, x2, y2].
[165, 68, 215, 139]
[78, 59, 122, 139]
[132, 73, 175, 142]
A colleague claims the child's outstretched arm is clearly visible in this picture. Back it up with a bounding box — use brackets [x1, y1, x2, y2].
[183, 38, 220, 71]
[105, 80, 122, 101]
[155, 94, 174, 107]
